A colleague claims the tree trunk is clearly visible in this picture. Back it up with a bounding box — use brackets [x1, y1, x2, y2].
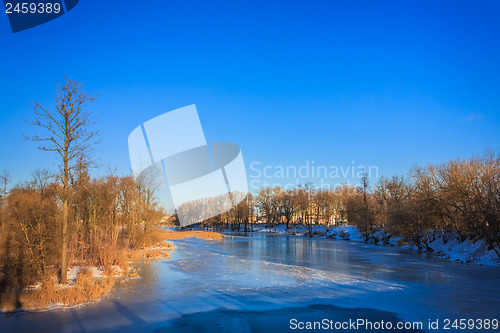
[61, 198, 68, 284]
[61, 134, 69, 285]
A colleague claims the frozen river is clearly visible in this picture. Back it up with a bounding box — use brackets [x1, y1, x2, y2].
[1, 232, 499, 332]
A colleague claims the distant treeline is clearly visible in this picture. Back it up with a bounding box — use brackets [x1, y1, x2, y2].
[0, 168, 164, 298]
[191, 151, 500, 260]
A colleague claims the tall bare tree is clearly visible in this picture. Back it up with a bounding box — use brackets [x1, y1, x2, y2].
[27, 77, 98, 284]
[257, 187, 275, 230]
[0, 170, 11, 230]
[0, 170, 12, 205]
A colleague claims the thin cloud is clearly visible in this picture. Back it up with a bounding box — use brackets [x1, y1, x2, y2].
[461, 113, 484, 122]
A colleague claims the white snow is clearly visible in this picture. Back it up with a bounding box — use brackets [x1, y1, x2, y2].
[66, 265, 123, 284]
[188, 223, 500, 267]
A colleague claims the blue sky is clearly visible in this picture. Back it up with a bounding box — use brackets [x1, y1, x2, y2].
[1, 0, 499, 192]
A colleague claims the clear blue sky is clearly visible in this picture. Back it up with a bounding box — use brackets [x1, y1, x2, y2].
[1, 0, 499, 192]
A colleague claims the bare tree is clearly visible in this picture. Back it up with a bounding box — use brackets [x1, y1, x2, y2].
[29, 169, 53, 195]
[0, 170, 12, 206]
[321, 190, 339, 233]
[26, 77, 98, 284]
[280, 189, 295, 230]
[257, 187, 275, 230]
[0, 170, 11, 231]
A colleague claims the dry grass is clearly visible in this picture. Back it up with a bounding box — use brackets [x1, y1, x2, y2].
[0, 229, 180, 312]
[152, 229, 225, 240]
[126, 229, 176, 262]
[0, 229, 222, 312]
[0, 269, 115, 312]
[102, 265, 123, 278]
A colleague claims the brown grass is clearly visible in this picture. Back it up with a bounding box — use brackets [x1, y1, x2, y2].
[0, 229, 222, 312]
[152, 229, 225, 240]
[125, 229, 176, 262]
[0, 269, 115, 312]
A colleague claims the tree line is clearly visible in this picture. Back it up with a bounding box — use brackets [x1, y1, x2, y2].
[191, 151, 500, 260]
[0, 170, 163, 293]
[0, 78, 164, 305]
[2, 77, 499, 305]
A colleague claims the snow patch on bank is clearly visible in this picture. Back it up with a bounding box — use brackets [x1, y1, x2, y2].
[66, 265, 123, 284]
[188, 223, 500, 267]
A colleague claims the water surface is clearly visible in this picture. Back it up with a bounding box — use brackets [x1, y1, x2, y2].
[1, 232, 499, 332]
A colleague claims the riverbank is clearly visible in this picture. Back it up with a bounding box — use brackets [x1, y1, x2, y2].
[187, 223, 500, 267]
[0, 229, 224, 313]
[2, 230, 500, 332]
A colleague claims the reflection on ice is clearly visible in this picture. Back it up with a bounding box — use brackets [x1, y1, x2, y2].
[1, 232, 499, 332]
